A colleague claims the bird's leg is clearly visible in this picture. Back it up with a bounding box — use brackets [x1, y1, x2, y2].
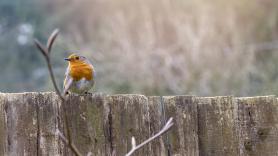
[84, 91, 93, 95]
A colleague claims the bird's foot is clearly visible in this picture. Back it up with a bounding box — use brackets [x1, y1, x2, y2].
[62, 91, 70, 96]
[84, 91, 93, 96]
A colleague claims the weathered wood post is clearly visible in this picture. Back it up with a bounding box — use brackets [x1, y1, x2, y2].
[0, 93, 277, 156]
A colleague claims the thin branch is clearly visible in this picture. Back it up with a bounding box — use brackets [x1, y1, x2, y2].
[34, 29, 82, 156]
[34, 39, 48, 58]
[34, 30, 63, 100]
[125, 117, 174, 156]
[46, 59, 64, 100]
[56, 129, 82, 156]
[47, 29, 59, 53]
[56, 129, 69, 144]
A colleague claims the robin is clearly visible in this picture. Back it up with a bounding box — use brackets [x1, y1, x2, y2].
[63, 53, 95, 95]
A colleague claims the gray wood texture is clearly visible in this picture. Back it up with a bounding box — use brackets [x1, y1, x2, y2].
[0, 93, 277, 156]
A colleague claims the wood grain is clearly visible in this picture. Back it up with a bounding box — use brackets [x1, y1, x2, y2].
[0, 93, 277, 156]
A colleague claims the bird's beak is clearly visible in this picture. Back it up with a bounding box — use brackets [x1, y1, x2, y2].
[64, 58, 70, 61]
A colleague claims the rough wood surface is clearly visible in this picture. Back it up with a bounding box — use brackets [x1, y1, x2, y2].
[0, 93, 6, 156]
[237, 96, 278, 156]
[0, 93, 278, 156]
[3, 93, 39, 156]
[37, 92, 59, 156]
[108, 95, 150, 156]
[197, 96, 238, 156]
[163, 96, 198, 156]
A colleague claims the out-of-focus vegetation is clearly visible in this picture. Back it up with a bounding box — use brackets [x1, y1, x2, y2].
[1, 0, 278, 96]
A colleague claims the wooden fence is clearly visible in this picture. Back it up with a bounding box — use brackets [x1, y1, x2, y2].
[0, 92, 277, 156]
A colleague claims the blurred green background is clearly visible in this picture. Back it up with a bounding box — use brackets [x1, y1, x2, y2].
[1, 0, 278, 96]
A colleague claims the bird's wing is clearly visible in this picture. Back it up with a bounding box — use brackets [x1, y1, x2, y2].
[63, 66, 73, 95]
[84, 59, 96, 78]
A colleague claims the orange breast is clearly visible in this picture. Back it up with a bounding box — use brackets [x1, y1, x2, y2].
[69, 62, 94, 81]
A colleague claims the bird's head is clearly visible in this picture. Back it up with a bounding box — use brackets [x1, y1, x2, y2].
[64, 53, 87, 64]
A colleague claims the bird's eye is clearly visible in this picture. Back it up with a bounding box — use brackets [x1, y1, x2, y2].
[75, 56, 79, 60]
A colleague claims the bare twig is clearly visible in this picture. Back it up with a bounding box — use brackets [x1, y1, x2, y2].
[34, 39, 48, 58]
[47, 29, 60, 53]
[34, 29, 82, 156]
[34, 30, 63, 100]
[56, 129, 82, 155]
[56, 129, 69, 144]
[125, 117, 174, 156]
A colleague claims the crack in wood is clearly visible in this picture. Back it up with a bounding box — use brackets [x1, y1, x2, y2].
[36, 97, 41, 156]
[108, 105, 114, 156]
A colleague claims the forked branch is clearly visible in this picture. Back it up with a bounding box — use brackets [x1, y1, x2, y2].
[125, 117, 174, 156]
[34, 30, 62, 100]
[34, 29, 82, 156]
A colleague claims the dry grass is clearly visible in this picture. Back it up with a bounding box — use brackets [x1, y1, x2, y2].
[44, 0, 278, 95]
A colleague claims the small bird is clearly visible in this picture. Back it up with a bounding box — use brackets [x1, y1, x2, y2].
[63, 53, 95, 95]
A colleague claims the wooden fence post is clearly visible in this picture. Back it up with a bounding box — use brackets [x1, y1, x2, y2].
[237, 96, 278, 156]
[197, 96, 239, 156]
[0, 93, 278, 156]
